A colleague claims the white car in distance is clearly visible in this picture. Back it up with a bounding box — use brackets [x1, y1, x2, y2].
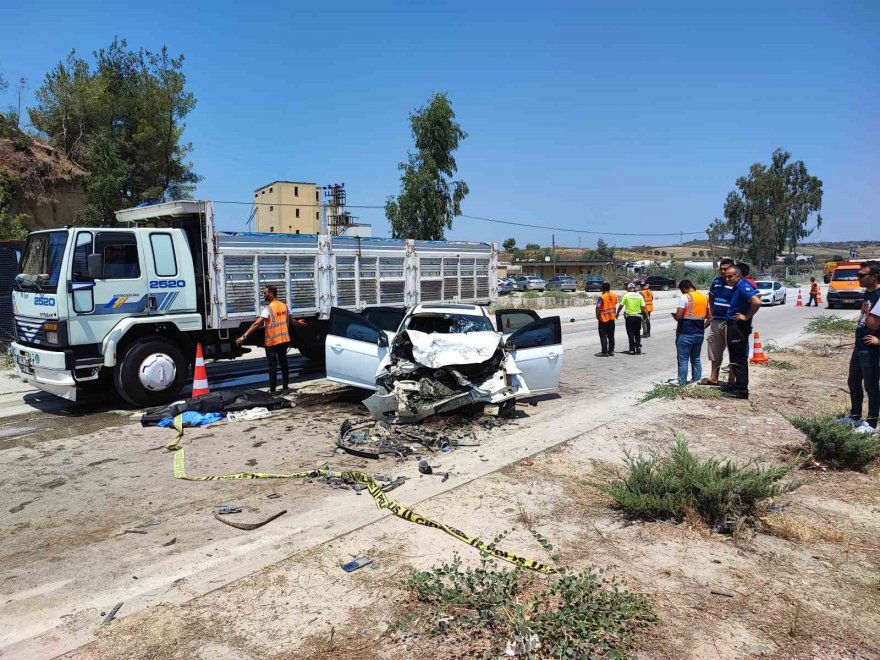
[755, 279, 787, 306]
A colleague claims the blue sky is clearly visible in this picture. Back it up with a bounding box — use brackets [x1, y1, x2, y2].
[2, 0, 876, 248]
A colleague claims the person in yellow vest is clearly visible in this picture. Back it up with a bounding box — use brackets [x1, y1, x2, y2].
[617, 283, 647, 354]
[236, 285, 306, 394]
[640, 282, 655, 337]
[671, 279, 710, 385]
[595, 282, 619, 357]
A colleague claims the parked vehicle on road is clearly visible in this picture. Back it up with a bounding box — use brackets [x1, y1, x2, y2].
[514, 276, 546, 292]
[496, 279, 515, 295]
[827, 261, 865, 309]
[10, 200, 498, 406]
[755, 279, 787, 306]
[633, 274, 676, 291]
[546, 275, 577, 292]
[324, 303, 563, 421]
[584, 274, 604, 291]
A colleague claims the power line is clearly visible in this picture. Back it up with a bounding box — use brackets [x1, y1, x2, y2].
[460, 213, 706, 237]
[211, 200, 708, 237]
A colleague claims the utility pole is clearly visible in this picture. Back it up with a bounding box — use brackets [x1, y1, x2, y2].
[17, 77, 26, 128]
[551, 234, 556, 275]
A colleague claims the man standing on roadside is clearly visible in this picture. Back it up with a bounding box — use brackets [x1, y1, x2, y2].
[595, 282, 619, 357]
[841, 261, 880, 433]
[672, 279, 710, 385]
[617, 283, 647, 355]
[808, 277, 820, 307]
[640, 282, 655, 338]
[723, 265, 762, 399]
[236, 285, 306, 395]
[700, 258, 735, 386]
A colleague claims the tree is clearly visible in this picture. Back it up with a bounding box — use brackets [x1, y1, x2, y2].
[385, 93, 468, 240]
[0, 172, 29, 240]
[831, 254, 844, 262]
[29, 38, 200, 224]
[525, 243, 541, 250]
[502, 237, 516, 252]
[595, 238, 614, 260]
[711, 149, 823, 269]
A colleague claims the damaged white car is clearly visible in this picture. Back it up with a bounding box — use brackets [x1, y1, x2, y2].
[325, 304, 563, 423]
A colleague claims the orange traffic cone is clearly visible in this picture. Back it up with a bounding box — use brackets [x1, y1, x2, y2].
[192, 343, 210, 397]
[795, 291, 803, 307]
[816, 289, 823, 304]
[750, 332, 769, 364]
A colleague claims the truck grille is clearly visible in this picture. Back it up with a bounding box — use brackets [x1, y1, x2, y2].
[15, 317, 45, 344]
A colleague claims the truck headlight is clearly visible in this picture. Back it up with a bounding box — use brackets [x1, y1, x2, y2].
[44, 322, 59, 345]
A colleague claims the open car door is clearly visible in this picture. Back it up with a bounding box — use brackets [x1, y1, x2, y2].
[359, 306, 407, 335]
[495, 309, 541, 337]
[325, 308, 390, 390]
[505, 316, 563, 395]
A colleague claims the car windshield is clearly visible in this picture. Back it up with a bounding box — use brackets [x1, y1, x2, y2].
[407, 313, 494, 334]
[756, 281, 773, 290]
[15, 231, 68, 293]
[832, 268, 860, 282]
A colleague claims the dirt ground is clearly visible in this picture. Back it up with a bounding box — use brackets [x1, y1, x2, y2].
[61, 336, 880, 660]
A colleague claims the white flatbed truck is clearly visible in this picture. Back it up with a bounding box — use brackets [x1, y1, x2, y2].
[9, 200, 497, 406]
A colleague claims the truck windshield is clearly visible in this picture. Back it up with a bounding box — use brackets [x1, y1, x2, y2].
[15, 231, 68, 293]
[832, 268, 860, 282]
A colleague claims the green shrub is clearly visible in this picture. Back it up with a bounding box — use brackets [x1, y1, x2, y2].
[600, 435, 798, 527]
[639, 383, 723, 403]
[401, 543, 655, 658]
[804, 315, 857, 336]
[789, 414, 880, 470]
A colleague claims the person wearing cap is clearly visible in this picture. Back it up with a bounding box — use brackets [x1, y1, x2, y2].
[640, 282, 655, 337]
[617, 283, 647, 355]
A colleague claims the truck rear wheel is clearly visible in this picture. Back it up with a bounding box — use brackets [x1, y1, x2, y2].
[291, 319, 327, 364]
[114, 338, 187, 407]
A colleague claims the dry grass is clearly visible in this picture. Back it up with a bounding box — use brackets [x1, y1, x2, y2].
[759, 512, 845, 543]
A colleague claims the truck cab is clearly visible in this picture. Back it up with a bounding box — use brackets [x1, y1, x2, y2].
[826, 261, 865, 309]
[11, 224, 201, 404]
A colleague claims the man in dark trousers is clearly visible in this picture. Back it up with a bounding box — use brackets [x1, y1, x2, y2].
[236, 285, 306, 394]
[808, 277, 820, 306]
[617, 283, 647, 355]
[723, 265, 761, 399]
[595, 283, 619, 356]
[841, 261, 880, 433]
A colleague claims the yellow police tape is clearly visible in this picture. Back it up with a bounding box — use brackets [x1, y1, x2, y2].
[167, 415, 555, 574]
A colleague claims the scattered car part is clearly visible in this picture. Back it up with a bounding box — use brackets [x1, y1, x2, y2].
[102, 602, 124, 625]
[217, 506, 242, 515]
[341, 556, 373, 573]
[213, 510, 287, 531]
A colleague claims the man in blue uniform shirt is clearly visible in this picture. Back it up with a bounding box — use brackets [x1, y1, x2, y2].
[701, 258, 735, 385]
[723, 264, 762, 399]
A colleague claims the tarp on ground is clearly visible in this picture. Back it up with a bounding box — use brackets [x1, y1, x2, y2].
[141, 389, 291, 427]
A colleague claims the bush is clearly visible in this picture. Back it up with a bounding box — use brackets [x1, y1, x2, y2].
[789, 414, 880, 470]
[400, 545, 655, 658]
[804, 315, 857, 336]
[639, 383, 722, 403]
[600, 435, 798, 527]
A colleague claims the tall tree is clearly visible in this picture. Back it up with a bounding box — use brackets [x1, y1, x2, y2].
[502, 237, 516, 251]
[29, 38, 199, 224]
[712, 149, 822, 269]
[385, 93, 469, 240]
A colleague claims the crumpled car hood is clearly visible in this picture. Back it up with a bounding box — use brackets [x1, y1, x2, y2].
[364, 328, 527, 424]
[406, 329, 502, 368]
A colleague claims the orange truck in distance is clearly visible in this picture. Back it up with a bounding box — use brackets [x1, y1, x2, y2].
[826, 261, 865, 309]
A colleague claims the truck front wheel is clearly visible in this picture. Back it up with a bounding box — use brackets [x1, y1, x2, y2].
[114, 338, 187, 407]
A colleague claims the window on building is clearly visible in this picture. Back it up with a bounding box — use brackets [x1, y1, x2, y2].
[269, 187, 273, 193]
[269, 205, 274, 211]
[296, 208, 300, 218]
[294, 186, 299, 196]
[296, 230, 300, 234]
[261, 190, 265, 194]
[315, 190, 319, 200]
[315, 211, 319, 220]
[270, 226, 274, 232]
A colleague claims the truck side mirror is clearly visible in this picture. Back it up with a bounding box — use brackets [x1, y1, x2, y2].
[87, 254, 104, 279]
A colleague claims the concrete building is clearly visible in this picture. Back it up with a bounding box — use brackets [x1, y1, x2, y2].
[253, 181, 321, 234]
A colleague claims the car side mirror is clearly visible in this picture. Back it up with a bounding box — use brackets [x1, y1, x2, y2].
[87, 254, 103, 279]
[378, 333, 389, 348]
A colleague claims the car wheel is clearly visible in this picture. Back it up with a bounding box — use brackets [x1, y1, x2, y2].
[781, 295, 786, 305]
[114, 338, 187, 407]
